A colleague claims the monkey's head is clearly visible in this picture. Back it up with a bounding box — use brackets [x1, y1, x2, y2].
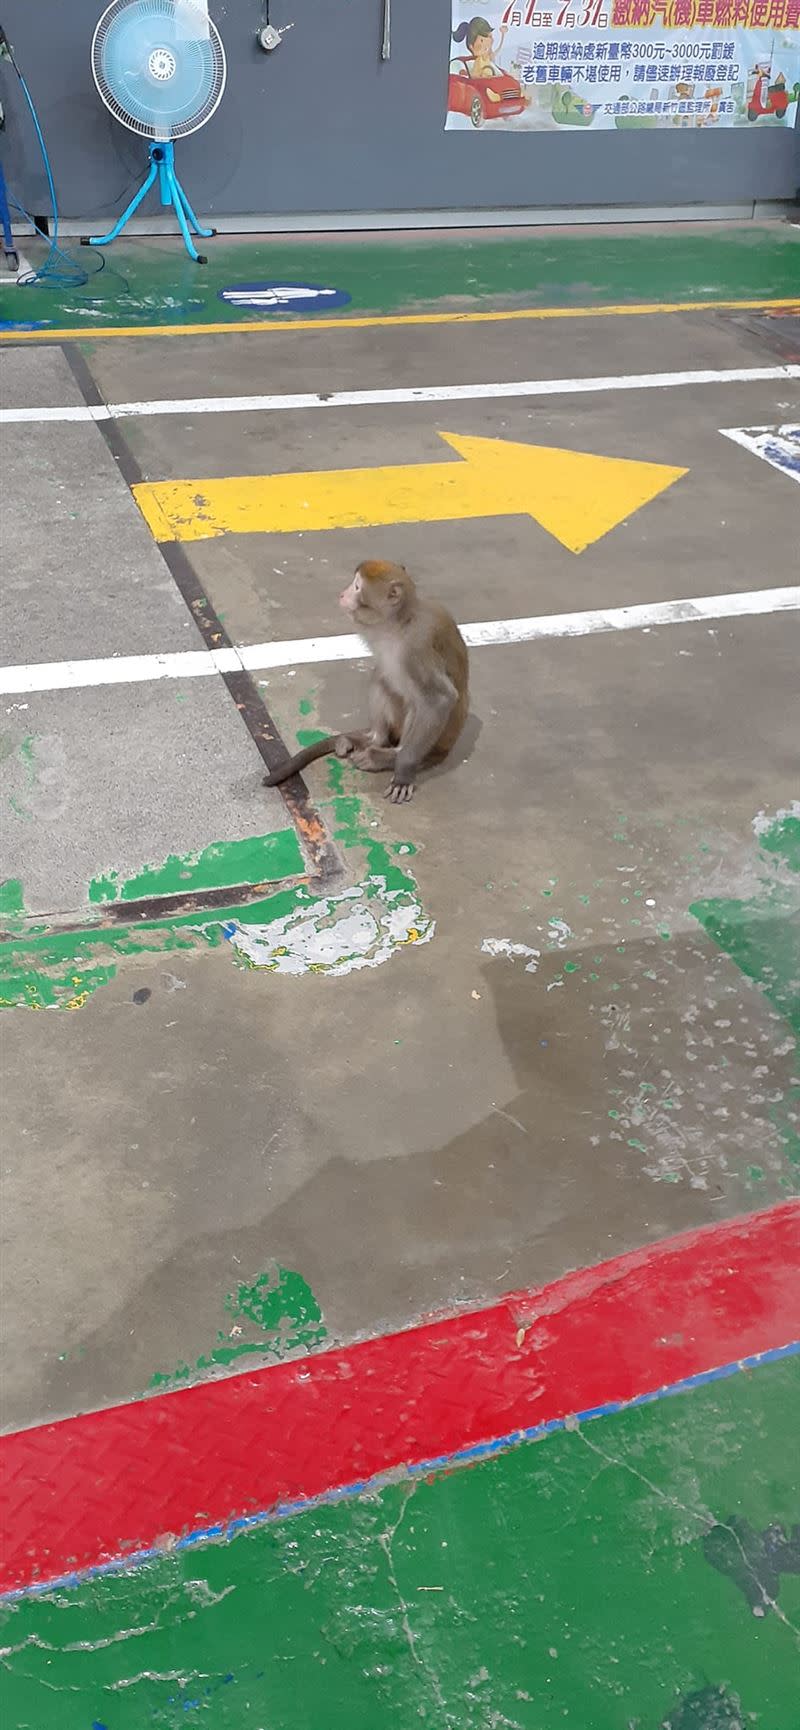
[339, 561, 414, 627]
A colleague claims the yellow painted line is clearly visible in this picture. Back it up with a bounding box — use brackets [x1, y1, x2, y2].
[132, 430, 687, 555]
[2, 296, 798, 344]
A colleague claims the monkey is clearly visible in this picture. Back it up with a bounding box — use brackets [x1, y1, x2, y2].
[263, 561, 469, 804]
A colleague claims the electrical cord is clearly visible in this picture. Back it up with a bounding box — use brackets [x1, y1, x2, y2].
[9, 192, 105, 289]
[4, 41, 112, 290]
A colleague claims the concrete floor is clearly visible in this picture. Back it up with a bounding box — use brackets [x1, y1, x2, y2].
[1, 282, 799, 1437]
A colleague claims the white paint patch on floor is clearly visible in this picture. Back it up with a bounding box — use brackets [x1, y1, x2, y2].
[752, 799, 800, 838]
[481, 939, 540, 973]
[2, 587, 798, 697]
[1, 365, 798, 424]
[223, 876, 434, 976]
[720, 424, 800, 486]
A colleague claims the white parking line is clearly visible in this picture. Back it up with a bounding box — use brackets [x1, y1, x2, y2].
[2, 587, 797, 697]
[1, 365, 798, 424]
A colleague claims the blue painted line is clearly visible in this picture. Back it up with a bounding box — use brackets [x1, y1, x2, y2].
[5, 1337, 798, 1602]
[761, 436, 800, 475]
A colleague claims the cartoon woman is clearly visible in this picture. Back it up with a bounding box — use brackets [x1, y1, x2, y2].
[452, 16, 507, 78]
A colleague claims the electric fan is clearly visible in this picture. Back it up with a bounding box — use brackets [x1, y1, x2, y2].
[82, 0, 226, 263]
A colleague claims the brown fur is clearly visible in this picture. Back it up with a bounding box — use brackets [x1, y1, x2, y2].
[263, 562, 469, 802]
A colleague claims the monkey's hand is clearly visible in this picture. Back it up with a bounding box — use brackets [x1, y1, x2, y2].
[335, 731, 369, 758]
[349, 744, 396, 772]
[386, 771, 416, 804]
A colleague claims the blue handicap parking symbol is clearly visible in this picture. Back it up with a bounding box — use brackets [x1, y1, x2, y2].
[217, 282, 351, 313]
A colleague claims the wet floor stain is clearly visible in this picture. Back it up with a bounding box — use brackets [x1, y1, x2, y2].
[479, 805, 799, 1198]
[703, 1516, 800, 1618]
[661, 1685, 745, 1729]
[690, 806, 799, 1178]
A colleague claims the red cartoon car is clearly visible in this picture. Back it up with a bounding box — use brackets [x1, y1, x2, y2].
[448, 56, 526, 127]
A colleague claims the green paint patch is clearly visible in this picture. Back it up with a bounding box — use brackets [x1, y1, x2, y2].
[1, 1354, 797, 1729]
[3, 227, 798, 334]
[149, 1265, 326, 1391]
[89, 828, 304, 905]
[0, 878, 24, 921]
[222, 762, 430, 975]
[757, 811, 800, 873]
[690, 811, 800, 1042]
[18, 735, 36, 788]
[1, 790, 430, 1007]
[690, 809, 799, 1178]
[4, 734, 40, 823]
[770, 1088, 800, 1171]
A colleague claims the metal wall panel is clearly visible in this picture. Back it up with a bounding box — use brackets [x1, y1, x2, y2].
[1, 0, 797, 222]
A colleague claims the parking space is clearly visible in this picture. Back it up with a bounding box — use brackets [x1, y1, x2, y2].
[75, 299, 788, 402]
[128, 376, 797, 633]
[1, 292, 798, 1428]
[0, 349, 304, 920]
[1, 221, 799, 1726]
[5, 313, 792, 657]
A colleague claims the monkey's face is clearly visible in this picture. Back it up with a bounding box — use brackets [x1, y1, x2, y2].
[341, 562, 413, 626]
[339, 572, 392, 622]
[339, 573, 368, 618]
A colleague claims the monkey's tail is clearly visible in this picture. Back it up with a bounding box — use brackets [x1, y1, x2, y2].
[262, 735, 337, 787]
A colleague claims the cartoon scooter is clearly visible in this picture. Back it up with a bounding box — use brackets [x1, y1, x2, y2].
[747, 70, 800, 121]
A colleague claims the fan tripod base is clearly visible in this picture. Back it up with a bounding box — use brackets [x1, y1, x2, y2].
[80, 140, 216, 264]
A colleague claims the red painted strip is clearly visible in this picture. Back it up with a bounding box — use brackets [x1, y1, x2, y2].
[1, 1202, 798, 1595]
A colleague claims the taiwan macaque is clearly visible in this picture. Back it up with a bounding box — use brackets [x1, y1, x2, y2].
[264, 561, 469, 803]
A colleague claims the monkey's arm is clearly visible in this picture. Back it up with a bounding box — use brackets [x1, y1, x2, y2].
[389, 676, 457, 803]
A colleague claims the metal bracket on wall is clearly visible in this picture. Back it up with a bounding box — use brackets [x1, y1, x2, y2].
[381, 0, 390, 60]
[257, 2, 294, 52]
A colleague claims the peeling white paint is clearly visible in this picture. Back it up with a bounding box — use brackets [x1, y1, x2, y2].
[548, 918, 572, 948]
[481, 939, 540, 973]
[223, 878, 433, 976]
[752, 799, 800, 837]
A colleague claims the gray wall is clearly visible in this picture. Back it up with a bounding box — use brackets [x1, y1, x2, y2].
[1, 0, 798, 223]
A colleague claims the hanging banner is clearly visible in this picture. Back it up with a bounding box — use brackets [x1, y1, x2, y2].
[445, 2, 800, 130]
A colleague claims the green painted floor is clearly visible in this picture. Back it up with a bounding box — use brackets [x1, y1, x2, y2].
[1, 1353, 797, 1729]
[2, 224, 799, 332]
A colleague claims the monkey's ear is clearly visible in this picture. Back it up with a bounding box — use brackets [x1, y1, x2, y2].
[387, 582, 402, 602]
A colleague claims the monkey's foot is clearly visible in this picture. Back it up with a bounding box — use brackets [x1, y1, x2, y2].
[386, 776, 416, 804]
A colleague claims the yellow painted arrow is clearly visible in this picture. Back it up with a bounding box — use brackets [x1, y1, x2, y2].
[133, 431, 687, 554]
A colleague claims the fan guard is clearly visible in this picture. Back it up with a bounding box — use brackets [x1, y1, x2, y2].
[91, 0, 227, 141]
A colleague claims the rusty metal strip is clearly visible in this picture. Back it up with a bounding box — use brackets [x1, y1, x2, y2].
[60, 344, 342, 888]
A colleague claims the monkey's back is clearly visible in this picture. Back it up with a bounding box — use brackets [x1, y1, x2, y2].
[427, 601, 469, 756]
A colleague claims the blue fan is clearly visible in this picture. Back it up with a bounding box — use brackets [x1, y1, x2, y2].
[83, 0, 227, 263]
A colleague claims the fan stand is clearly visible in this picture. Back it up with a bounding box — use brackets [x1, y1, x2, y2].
[80, 139, 215, 264]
